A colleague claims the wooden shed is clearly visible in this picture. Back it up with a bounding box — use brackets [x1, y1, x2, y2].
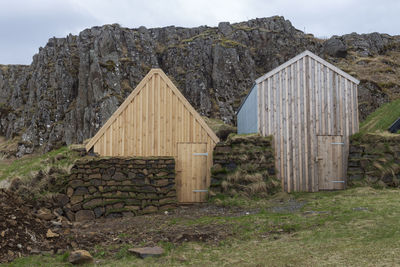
[237, 50, 360, 192]
[85, 69, 220, 203]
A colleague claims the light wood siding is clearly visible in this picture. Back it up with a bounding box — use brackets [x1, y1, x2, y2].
[87, 69, 219, 202]
[257, 54, 359, 192]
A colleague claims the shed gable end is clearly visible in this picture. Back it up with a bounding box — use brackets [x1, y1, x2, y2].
[85, 69, 219, 156]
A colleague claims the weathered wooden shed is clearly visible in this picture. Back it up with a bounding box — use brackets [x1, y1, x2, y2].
[86, 69, 220, 203]
[237, 50, 360, 192]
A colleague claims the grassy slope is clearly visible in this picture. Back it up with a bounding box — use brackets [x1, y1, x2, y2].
[0, 146, 81, 181]
[359, 98, 400, 134]
[6, 187, 400, 266]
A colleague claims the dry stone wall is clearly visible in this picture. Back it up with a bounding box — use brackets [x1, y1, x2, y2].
[211, 134, 280, 196]
[63, 157, 176, 221]
[348, 134, 400, 187]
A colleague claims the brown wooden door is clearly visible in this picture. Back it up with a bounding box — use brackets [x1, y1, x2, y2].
[317, 136, 345, 190]
[176, 143, 208, 203]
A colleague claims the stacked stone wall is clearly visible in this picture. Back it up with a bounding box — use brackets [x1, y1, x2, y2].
[61, 157, 176, 221]
[211, 134, 279, 196]
[348, 134, 400, 187]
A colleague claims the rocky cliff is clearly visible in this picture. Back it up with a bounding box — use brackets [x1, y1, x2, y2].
[1, 16, 399, 156]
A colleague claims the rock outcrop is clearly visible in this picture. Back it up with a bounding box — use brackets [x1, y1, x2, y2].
[0, 16, 399, 156]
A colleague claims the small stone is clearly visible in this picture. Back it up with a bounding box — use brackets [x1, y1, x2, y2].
[82, 198, 103, 209]
[67, 187, 74, 197]
[88, 173, 101, 179]
[93, 207, 105, 218]
[88, 186, 97, 193]
[46, 229, 59, 238]
[113, 202, 124, 209]
[156, 179, 169, 186]
[112, 172, 126, 181]
[75, 210, 95, 222]
[70, 196, 83, 205]
[128, 246, 164, 258]
[125, 205, 140, 211]
[73, 187, 89, 196]
[36, 208, 55, 221]
[159, 204, 176, 211]
[142, 205, 158, 213]
[56, 194, 70, 207]
[156, 172, 168, 177]
[68, 250, 93, 265]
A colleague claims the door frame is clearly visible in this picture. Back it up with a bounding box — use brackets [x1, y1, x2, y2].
[316, 135, 346, 191]
[175, 142, 209, 203]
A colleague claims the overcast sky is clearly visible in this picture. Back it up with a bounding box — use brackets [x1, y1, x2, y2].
[0, 0, 399, 65]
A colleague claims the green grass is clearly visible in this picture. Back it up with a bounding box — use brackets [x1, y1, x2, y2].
[6, 187, 400, 266]
[0, 146, 81, 181]
[359, 98, 400, 134]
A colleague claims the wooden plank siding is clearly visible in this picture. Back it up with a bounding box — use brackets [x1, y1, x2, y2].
[256, 52, 359, 192]
[88, 69, 219, 202]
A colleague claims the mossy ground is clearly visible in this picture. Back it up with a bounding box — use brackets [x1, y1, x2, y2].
[6, 187, 400, 266]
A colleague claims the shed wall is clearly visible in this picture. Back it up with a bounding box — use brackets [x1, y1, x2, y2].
[92, 72, 216, 190]
[257, 55, 359, 192]
[237, 85, 258, 134]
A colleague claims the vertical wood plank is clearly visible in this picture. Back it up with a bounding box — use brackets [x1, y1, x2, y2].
[143, 81, 148, 156]
[303, 57, 310, 191]
[290, 63, 297, 191]
[285, 66, 292, 192]
[295, 61, 303, 191]
[170, 89, 176, 156]
[305, 56, 314, 191]
[326, 68, 332, 134]
[154, 73, 159, 155]
[160, 77, 165, 155]
[310, 57, 318, 191]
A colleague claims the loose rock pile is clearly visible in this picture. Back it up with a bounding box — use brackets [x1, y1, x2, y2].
[0, 190, 67, 263]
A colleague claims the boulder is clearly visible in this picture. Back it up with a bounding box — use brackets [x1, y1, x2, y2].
[68, 250, 93, 265]
[322, 37, 347, 58]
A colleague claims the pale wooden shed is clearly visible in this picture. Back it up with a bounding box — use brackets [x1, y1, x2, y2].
[237, 50, 360, 192]
[86, 69, 220, 202]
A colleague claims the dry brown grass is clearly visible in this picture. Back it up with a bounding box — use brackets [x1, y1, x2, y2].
[336, 50, 400, 99]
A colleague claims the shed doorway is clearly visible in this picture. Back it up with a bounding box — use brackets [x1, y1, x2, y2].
[317, 136, 345, 190]
[176, 143, 208, 203]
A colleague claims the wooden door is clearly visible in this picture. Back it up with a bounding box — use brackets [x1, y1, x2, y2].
[317, 136, 345, 190]
[176, 143, 208, 203]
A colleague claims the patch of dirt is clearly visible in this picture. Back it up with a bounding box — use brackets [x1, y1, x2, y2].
[1, 194, 283, 263]
[0, 190, 68, 263]
[68, 204, 250, 252]
[268, 199, 307, 213]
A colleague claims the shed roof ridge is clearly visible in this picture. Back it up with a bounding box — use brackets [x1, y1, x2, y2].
[255, 50, 360, 85]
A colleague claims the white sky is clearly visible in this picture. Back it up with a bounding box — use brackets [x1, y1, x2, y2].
[0, 0, 399, 64]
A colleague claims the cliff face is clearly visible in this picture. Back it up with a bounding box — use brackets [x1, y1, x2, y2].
[0, 16, 399, 156]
